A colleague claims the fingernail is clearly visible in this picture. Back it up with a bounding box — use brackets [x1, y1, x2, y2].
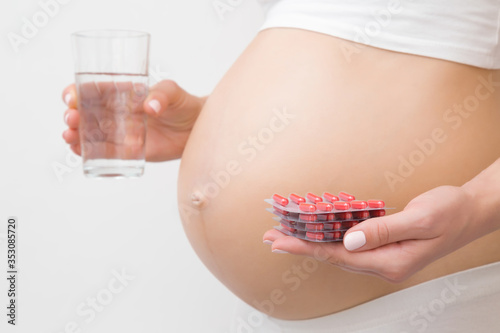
[344, 231, 366, 251]
[148, 99, 161, 113]
[64, 93, 72, 105]
[64, 113, 69, 125]
[263, 240, 273, 245]
[272, 249, 288, 254]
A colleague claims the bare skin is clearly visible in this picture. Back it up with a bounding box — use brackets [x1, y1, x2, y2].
[63, 28, 500, 320]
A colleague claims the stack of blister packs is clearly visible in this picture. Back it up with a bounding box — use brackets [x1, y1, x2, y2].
[265, 192, 387, 242]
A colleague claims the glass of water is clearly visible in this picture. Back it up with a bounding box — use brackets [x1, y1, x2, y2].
[72, 30, 150, 178]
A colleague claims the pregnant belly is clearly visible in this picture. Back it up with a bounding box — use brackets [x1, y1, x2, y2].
[178, 28, 500, 319]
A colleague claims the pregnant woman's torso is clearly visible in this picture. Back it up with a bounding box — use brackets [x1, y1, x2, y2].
[178, 28, 500, 319]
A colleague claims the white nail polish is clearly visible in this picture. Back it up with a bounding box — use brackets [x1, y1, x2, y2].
[263, 240, 273, 245]
[64, 93, 72, 105]
[344, 231, 366, 251]
[64, 113, 69, 125]
[149, 99, 161, 113]
[272, 249, 289, 254]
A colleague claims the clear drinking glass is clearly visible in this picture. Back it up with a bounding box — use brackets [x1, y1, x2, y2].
[72, 30, 150, 178]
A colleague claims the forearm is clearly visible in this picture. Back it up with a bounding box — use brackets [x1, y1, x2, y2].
[462, 157, 500, 235]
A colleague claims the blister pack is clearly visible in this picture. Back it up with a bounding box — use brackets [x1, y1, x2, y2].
[265, 192, 389, 242]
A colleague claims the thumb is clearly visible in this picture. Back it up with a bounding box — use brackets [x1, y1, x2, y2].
[143, 80, 190, 116]
[343, 210, 423, 251]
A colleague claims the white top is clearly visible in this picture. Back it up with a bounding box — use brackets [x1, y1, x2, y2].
[257, 0, 500, 69]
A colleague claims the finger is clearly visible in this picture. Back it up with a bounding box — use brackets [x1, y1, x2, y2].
[343, 209, 434, 252]
[63, 109, 80, 129]
[265, 228, 345, 260]
[271, 234, 416, 281]
[267, 228, 425, 281]
[62, 129, 80, 145]
[70, 143, 81, 156]
[263, 228, 288, 243]
[62, 84, 77, 108]
[271, 235, 366, 271]
[144, 80, 186, 116]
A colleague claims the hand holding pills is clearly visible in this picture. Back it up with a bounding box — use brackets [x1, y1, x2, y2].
[263, 183, 499, 283]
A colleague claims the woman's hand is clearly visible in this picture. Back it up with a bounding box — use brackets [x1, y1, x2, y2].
[263, 185, 484, 283]
[62, 80, 207, 162]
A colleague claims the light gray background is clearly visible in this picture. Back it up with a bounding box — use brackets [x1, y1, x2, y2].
[0, 0, 265, 332]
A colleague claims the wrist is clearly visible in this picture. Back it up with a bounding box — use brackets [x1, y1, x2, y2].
[461, 164, 500, 235]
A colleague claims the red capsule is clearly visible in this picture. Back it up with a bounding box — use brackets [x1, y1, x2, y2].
[325, 213, 335, 221]
[306, 224, 324, 231]
[317, 213, 335, 221]
[289, 193, 306, 205]
[325, 231, 342, 239]
[368, 200, 385, 208]
[332, 222, 342, 230]
[351, 201, 368, 209]
[281, 223, 297, 233]
[306, 232, 324, 241]
[370, 209, 386, 217]
[339, 192, 355, 201]
[345, 221, 359, 228]
[273, 194, 289, 206]
[323, 192, 340, 203]
[335, 212, 353, 220]
[299, 203, 317, 212]
[274, 208, 289, 216]
[334, 201, 351, 210]
[306, 193, 323, 204]
[317, 202, 333, 212]
[353, 211, 370, 219]
[299, 214, 318, 222]
[323, 223, 334, 230]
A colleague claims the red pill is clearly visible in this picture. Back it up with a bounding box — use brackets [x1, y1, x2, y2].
[306, 193, 323, 204]
[289, 193, 306, 205]
[345, 221, 359, 228]
[370, 209, 386, 217]
[323, 192, 340, 203]
[325, 231, 342, 239]
[339, 192, 355, 201]
[273, 194, 289, 206]
[317, 202, 333, 212]
[353, 211, 370, 219]
[334, 201, 351, 210]
[317, 213, 330, 221]
[299, 214, 318, 222]
[274, 208, 289, 216]
[351, 201, 368, 209]
[299, 203, 317, 212]
[335, 212, 353, 220]
[282, 218, 296, 225]
[325, 213, 335, 221]
[368, 200, 385, 209]
[306, 224, 324, 231]
[317, 213, 335, 221]
[323, 223, 334, 230]
[281, 223, 297, 234]
[332, 222, 342, 230]
[306, 232, 324, 241]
